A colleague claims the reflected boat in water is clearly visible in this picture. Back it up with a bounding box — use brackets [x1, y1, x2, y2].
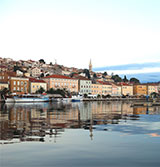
[1, 101, 160, 144]
[1, 101, 160, 167]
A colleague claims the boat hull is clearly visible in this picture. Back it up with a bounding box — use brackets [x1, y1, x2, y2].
[5, 98, 15, 103]
[71, 99, 82, 102]
[5, 95, 49, 103]
[14, 97, 49, 103]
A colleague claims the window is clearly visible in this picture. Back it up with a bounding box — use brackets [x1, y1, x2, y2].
[21, 81, 23, 85]
[17, 81, 20, 85]
[14, 81, 16, 85]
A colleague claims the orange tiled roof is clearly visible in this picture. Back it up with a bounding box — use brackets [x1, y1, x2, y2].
[43, 74, 78, 80]
[97, 81, 112, 85]
[73, 75, 91, 81]
[29, 78, 46, 83]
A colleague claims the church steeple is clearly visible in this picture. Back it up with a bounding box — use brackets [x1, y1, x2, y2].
[89, 59, 92, 72]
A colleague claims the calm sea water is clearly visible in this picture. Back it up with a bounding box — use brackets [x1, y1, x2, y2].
[0, 101, 160, 167]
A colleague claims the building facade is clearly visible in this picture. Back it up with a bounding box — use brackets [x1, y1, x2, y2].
[133, 84, 147, 96]
[111, 83, 122, 96]
[9, 77, 29, 94]
[73, 76, 92, 95]
[121, 83, 133, 96]
[31, 67, 41, 77]
[0, 72, 16, 83]
[101, 82, 112, 95]
[43, 75, 79, 93]
[91, 83, 102, 96]
[29, 78, 47, 93]
[147, 84, 159, 95]
[0, 82, 8, 90]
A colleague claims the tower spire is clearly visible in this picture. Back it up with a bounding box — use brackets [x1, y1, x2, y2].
[89, 59, 92, 72]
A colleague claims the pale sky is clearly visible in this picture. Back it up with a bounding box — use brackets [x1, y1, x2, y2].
[0, 0, 160, 70]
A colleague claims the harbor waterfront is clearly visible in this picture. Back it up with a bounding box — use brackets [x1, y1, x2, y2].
[1, 101, 160, 167]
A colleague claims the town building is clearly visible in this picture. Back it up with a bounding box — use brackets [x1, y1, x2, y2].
[120, 83, 133, 96]
[147, 83, 159, 95]
[111, 83, 122, 96]
[29, 78, 47, 93]
[91, 83, 103, 96]
[98, 81, 112, 95]
[73, 76, 92, 95]
[9, 77, 29, 94]
[0, 65, 7, 72]
[0, 71, 16, 83]
[0, 82, 8, 90]
[42, 75, 79, 93]
[133, 84, 147, 96]
[30, 67, 41, 77]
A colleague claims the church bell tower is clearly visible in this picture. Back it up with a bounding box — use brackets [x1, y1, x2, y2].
[89, 59, 92, 72]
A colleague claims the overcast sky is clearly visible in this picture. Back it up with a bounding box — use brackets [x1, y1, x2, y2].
[0, 0, 160, 71]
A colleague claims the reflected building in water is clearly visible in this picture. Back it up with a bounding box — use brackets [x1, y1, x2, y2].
[1, 101, 160, 143]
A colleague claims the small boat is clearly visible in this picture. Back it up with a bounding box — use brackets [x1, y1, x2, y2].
[5, 94, 49, 103]
[71, 95, 83, 102]
[5, 96, 15, 103]
[62, 98, 72, 103]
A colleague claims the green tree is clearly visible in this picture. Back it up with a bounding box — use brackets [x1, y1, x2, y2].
[83, 69, 91, 79]
[0, 88, 9, 101]
[103, 72, 108, 76]
[39, 59, 45, 64]
[111, 74, 122, 82]
[93, 73, 97, 78]
[46, 88, 55, 94]
[0, 88, 9, 95]
[97, 94, 101, 98]
[13, 66, 20, 72]
[123, 75, 128, 82]
[83, 93, 88, 98]
[36, 87, 45, 94]
[130, 77, 140, 84]
[40, 73, 44, 78]
[150, 92, 159, 98]
[46, 88, 67, 97]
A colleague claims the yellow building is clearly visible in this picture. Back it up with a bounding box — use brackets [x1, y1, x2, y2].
[91, 83, 102, 95]
[100, 82, 112, 95]
[42, 75, 79, 93]
[133, 84, 147, 96]
[29, 78, 47, 93]
[0, 82, 8, 90]
[111, 83, 122, 96]
[9, 77, 29, 94]
[120, 83, 133, 96]
[147, 84, 158, 95]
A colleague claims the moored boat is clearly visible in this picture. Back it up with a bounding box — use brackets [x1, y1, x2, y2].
[71, 95, 83, 102]
[5, 94, 49, 103]
[5, 96, 15, 103]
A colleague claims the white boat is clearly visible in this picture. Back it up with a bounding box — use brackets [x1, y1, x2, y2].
[62, 98, 72, 103]
[71, 95, 83, 102]
[5, 96, 15, 103]
[5, 95, 49, 103]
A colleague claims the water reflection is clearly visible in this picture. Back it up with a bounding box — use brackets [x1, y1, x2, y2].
[1, 101, 160, 144]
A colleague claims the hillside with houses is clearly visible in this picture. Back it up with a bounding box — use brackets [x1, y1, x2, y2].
[0, 57, 160, 98]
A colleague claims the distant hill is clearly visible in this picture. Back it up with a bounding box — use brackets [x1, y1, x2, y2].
[93, 62, 160, 83]
[120, 72, 160, 83]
